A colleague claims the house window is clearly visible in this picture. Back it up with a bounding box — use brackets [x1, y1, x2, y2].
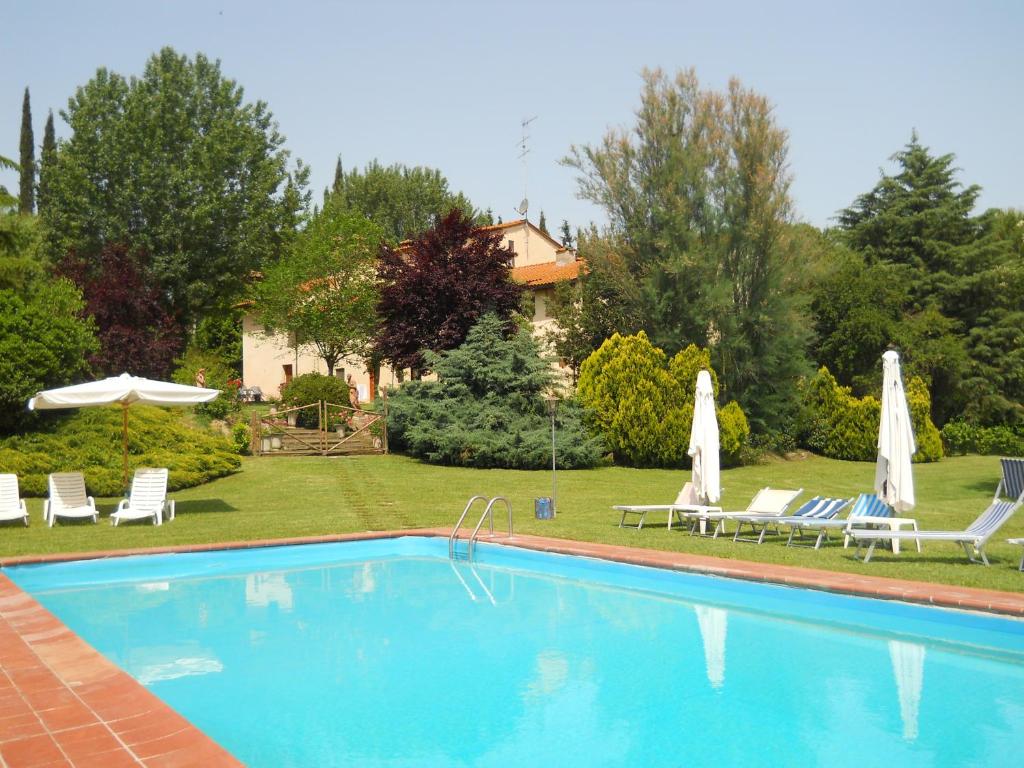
[507, 238, 515, 253]
[283, 364, 293, 384]
[335, 368, 346, 380]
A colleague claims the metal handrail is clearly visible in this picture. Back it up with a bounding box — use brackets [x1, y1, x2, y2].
[468, 496, 513, 560]
[449, 495, 489, 558]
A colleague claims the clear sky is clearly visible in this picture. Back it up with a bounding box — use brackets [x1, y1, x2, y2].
[2, 0, 1021, 232]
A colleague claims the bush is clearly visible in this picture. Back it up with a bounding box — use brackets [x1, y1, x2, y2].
[280, 373, 350, 428]
[798, 366, 943, 462]
[385, 314, 604, 469]
[171, 347, 240, 420]
[0, 279, 98, 434]
[941, 420, 1024, 456]
[231, 422, 252, 455]
[577, 334, 750, 468]
[0, 405, 240, 496]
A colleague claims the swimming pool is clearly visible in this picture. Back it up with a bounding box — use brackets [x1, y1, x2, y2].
[8, 537, 1024, 767]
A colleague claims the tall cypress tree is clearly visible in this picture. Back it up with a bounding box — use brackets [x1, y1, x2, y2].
[18, 87, 35, 214]
[37, 110, 56, 214]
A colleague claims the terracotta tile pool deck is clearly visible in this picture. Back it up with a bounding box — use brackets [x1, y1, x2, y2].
[1, 529, 1022, 766]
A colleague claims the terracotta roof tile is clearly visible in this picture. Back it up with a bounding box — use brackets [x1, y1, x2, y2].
[511, 261, 580, 287]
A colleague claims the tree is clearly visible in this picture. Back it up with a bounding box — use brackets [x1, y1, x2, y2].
[0, 278, 97, 433]
[57, 244, 183, 378]
[328, 160, 480, 244]
[832, 136, 1020, 425]
[563, 68, 810, 430]
[547, 227, 644, 382]
[18, 88, 34, 214]
[538, 210, 548, 234]
[376, 209, 524, 375]
[37, 111, 56, 215]
[41, 47, 309, 327]
[255, 205, 384, 376]
[385, 314, 603, 469]
[559, 219, 573, 248]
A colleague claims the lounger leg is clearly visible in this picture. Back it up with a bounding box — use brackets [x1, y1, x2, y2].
[863, 540, 877, 563]
[757, 525, 768, 545]
[814, 529, 826, 550]
[787, 527, 797, 547]
[1019, 552, 1024, 572]
[977, 545, 989, 566]
[960, 541, 974, 563]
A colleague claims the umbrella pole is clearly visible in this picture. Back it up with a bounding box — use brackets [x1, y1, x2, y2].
[122, 405, 129, 490]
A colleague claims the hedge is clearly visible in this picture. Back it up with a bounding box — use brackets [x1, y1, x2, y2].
[0, 405, 241, 496]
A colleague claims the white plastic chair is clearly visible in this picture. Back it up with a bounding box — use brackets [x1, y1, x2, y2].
[45, 472, 97, 526]
[0, 474, 29, 526]
[111, 468, 174, 526]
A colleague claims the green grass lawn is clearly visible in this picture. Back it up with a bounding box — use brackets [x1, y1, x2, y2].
[2, 453, 1022, 593]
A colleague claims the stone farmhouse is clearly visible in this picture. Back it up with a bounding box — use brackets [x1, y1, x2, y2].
[240, 219, 579, 402]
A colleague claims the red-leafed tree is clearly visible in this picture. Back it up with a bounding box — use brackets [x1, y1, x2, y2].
[57, 244, 184, 378]
[375, 210, 523, 375]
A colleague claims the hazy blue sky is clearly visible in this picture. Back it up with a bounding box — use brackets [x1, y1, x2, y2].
[3, 0, 1021, 232]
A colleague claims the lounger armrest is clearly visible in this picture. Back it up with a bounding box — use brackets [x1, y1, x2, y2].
[87, 496, 96, 510]
[115, 499, 129, 513]
[164, 499, 175, 523]
[43, 499, 50, 522]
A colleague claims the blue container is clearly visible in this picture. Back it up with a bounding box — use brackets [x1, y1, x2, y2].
[534, 497, 552, 519]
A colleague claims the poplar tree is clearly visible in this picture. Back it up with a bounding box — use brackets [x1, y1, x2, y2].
[18, 88, 34, 214]
[563, 68, 809, 430]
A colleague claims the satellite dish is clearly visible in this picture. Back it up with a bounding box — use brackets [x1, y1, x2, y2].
[516, 198, 529, 216]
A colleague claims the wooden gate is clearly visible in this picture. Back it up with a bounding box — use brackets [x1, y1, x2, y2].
[251, 397, 387, 457]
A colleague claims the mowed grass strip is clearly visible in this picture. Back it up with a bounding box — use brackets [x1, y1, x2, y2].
[1, 453, 1022, 593]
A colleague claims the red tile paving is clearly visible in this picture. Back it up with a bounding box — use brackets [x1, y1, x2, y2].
[0, 528, 1022, 765]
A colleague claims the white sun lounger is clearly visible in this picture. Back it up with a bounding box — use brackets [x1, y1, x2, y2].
[110, 467, 174, 526]
[850, 458, 1024, 565]
[783, 493, 903, 550]
[45, 472, 97, 526]
[677, 487, 802, 538]
[614, 481, 722, 530]
[0, 474, 29, 526]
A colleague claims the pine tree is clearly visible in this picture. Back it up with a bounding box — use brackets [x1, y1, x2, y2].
[538, 210, 548, 233]
[18, 88, 34, 214]
[559, 219, 573, 248]
[37, 110, 56, 214]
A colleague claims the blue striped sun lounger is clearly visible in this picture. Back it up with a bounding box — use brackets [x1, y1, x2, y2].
[731, 496, 852, 544]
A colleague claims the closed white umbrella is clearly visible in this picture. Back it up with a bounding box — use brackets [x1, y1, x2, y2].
[874, 351, 916, 513]
[28, 373, 220, 486]
[688, 370, 720, 504]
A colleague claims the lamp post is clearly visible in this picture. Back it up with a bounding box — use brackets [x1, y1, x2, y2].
[545, 394, 559, 517]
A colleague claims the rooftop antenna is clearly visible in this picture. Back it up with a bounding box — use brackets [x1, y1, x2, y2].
[516, 116, 537, 261]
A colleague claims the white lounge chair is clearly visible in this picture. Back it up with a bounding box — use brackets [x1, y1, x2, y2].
[0, 474, 29, 526]
[678, 487, 803, 538]
[613, 481, 722, 530]
[45, 472, 97, 526]
[850, 458, 1024, 565]
[110, 467, 173, 526]
[731, 496, 852, 545]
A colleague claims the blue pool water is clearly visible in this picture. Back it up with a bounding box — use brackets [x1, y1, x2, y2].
[8, 537, 1024, 767]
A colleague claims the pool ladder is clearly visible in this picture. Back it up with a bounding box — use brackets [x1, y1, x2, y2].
[449, 495, 513, 562]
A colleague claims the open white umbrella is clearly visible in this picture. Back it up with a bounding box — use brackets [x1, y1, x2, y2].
[874, 351, 916, 513]
[689, 370, 721, 504]
[28, 373, 220, 486]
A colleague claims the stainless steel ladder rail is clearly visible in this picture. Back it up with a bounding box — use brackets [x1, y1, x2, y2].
[449, 495, 489, 559]
[468, 496, 513, 561]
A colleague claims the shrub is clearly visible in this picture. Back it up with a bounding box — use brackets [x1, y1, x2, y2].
[577, 333, 749, 468]
[280, 373, 351, 428]
[231, 422, 252, 455]
[0, 405, 240, 496]
[941, 420, 1024, 456]
[385, 314, 604, 469]
[798, 366, 943, 462]
[0, 279, 98, 434]
[172, 347, 240, 420]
